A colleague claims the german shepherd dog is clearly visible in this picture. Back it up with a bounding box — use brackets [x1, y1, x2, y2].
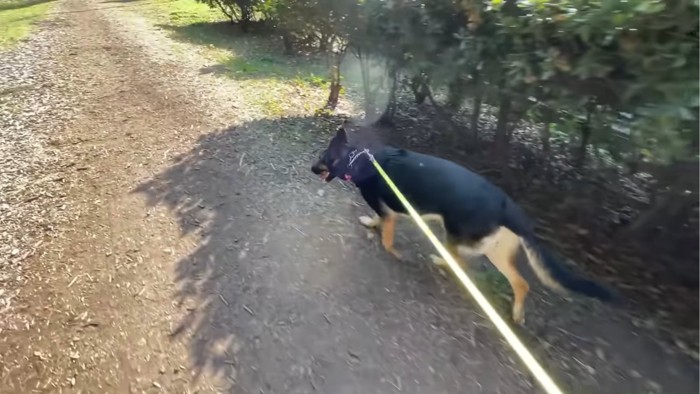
[311, 125, 614, 324]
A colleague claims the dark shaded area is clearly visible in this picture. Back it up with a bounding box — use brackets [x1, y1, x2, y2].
[373, 97, 699, 345]
[134, 116, 526, 393]
[135, 114, 698, 394]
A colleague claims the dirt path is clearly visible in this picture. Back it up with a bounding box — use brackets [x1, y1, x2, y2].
[0, 0, 697, 393]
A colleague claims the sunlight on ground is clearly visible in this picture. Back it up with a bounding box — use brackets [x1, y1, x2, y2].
[0, 0, 54, 49]
[122, 0, 333, 118]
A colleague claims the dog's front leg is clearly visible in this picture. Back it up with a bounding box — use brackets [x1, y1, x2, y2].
[358, 187, 384, 230]
[358, 215, 381, 228]
[358, 214, 401, 260]
[379, 212, 402, 260]
[358, 189, 403, 260]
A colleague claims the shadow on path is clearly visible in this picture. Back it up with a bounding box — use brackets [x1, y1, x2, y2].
[135, 116, 699, 394]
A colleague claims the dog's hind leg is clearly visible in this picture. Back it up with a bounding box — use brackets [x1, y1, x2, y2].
[430, 235, 469, 270]
[484, 227, 530, 325]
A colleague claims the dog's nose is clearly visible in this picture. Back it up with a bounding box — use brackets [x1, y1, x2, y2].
[311, 163, 326, 175]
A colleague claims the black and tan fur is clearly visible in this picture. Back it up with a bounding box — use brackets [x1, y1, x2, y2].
[311, 126, 614, 324]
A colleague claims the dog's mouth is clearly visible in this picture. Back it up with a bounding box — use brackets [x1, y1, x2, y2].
[311, 163, 333, 182]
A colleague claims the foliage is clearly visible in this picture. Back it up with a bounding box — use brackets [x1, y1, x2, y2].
[199, 0, 698, 167]
[194, 0, 263, 26]
[489, 0, 699, 163]
[263, 0, 358, 108]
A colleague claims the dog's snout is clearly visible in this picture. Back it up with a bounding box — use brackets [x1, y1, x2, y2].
[311, 162, 328, 175]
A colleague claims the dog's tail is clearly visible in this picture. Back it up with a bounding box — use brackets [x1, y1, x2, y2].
[501, 198, 614, 302]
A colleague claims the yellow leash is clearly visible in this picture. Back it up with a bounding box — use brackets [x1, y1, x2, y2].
[367, 154, 565, 394]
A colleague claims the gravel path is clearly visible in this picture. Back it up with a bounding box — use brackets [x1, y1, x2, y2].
[0, 11, 76, 336]
[0, 1, 697, 393]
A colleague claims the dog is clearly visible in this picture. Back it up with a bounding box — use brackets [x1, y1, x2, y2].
[311, 125, 614, 324]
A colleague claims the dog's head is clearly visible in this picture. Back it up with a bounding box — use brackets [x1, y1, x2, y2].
[312, 122, 381, 184]
[311, 126, 352, 183]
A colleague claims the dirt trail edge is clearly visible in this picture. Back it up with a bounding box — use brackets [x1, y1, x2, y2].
[1, 0, 698, 393]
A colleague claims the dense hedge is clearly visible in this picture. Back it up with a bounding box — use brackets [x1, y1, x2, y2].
[199, 0, 698, 169]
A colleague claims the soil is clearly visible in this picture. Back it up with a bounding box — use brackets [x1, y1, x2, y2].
[0, 1, 697, 393]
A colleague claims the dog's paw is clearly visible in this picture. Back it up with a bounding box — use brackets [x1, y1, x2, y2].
[430, 254, 448, 267]
[512, 304, 525, 326]
[358, 216, 379, 228]
[512, 312, 525, 326]
[387, 248, 403, 261]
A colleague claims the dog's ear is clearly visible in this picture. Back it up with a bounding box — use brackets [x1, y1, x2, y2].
[335, 126, 348, 144]
[327, 126, 348, 156]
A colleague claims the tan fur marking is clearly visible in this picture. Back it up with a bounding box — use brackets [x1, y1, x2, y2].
[380, 213, 402, 260]
[520, 238, 566, 293]
[365, 204, 445, 260]
[430, 240, 469, 269]
[390, 209, 445, 225]
[457, 228, 503, 257]
[482, 227, 530, 324]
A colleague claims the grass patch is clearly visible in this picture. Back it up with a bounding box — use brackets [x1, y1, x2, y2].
[0, 0, 54, 49]
[472, 268, 513, 314]
[115, 0, 235, 58]
[213, 52, 327, 82]
[144, 0, 226, 26]
[129, 0, 329, 78]
[120, 0, 332, 117]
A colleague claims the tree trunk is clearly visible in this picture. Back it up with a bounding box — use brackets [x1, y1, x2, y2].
[494, 93, 513, 183]
[325, 53, 343, 109]
[327, 82, 341, 109]
[213, 0, 236, 24]
[410, 74, 429, 104]
[357, 50, 376, 118]
[447, 78, 466, 111]
[282, 33, 295, 55]
[377, 68, 398, 126]
[577, 124, 591, 166]
[495, 93, 512, 159]
[239, 6, 252, 31]
[576, 99, 595, 167]
[468, 73, 483, 142]
[540, 122, 551, 154]
[318, 33, 328, 51]
[470, 90, 482, 140]
[241, 6, 252, 22]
